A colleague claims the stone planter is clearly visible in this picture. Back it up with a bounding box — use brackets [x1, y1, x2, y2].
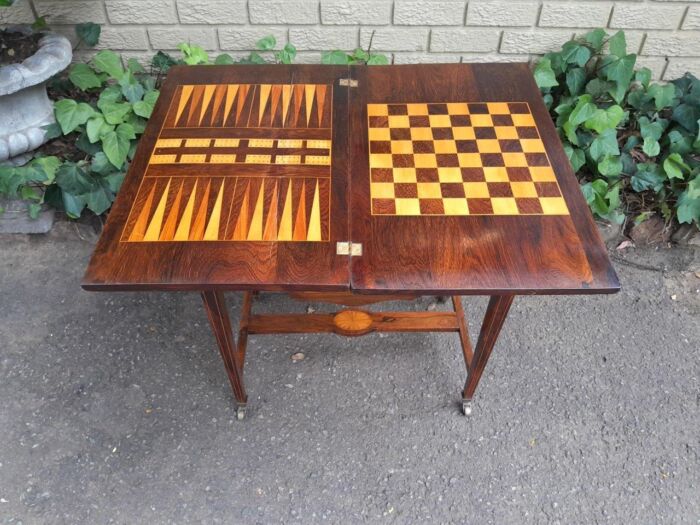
[0, 197, 54, 234]
[0, 30, 72, 163]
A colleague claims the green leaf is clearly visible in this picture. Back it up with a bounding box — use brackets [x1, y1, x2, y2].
[76, 22, 101, 47]
[256, 35, 276, 51]
[565, 67, 586, 96]
[602, 54, 636, 103]
[54, 99, 95, 134]
[62, 192, 87, 218]
[561, 41, 591, 67]
[585, 78, 613, 98]
[90, 151, 115, 175]
[69, 63, 102, 91]
[534, 58, 558, 89]
[663, 152, 690, 180]
[98, 100, 132, 125]
[86, 115, 114, 143]
[598, 154, 623, 178]
[92, 50, 124, 79]
[642, 137, 660, 157]
[28, 203, 42, 219]
[104, 172, 125, 193]
[55, 162, 92, 194]
[152, 50, 178, 73]
[321, 50, 351, 65]
[126, 57, 145, 74]
[589, 128, 620, 161]
[177, 43, 209, 65]
[585, 29, 606, 51]
[102, 123, 135, 168]
[676, 175, 700, 224]
[639, 116, 667, 142]
[672, 103, 700, 134]
[31, 16, 47, 31]
[635, 67, 651, 89]
[631, 163, 665, 192]
[608, 30, 626, 57]
[564, 145, 586, 172]
[568, 95, 596, 126]
[584, 105, 624, 134]
[276, 43, 297, 64]
[99, 85, 123, 104]
[214, 53, 235, 65]
[119, 72, 145, 103]
[367, 53, 389, 66]
[647, 83, 676, 111]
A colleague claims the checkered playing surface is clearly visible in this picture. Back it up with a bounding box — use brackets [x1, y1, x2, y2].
[367, 102, 569, 216]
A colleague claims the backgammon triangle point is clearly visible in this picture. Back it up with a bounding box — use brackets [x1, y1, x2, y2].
[262, 180, 279, 241]
[223, 84, 239, 124]
[258, 84, 271, 126]
[159, 180, 184, 240]
[190, 180, 211, 240]
[305, 85, 316, 126]
[292, 84, 304, 127]
[173, 180, 197, 241]
[143, 178, 171, 241]
[315, 84, 327, 127]
[231, 182, 250, 240]
[128, 183, 157, 241]
[293, 180, 307, 241]
[198, 85, 217, 126]
[277, 181, 293, 241]
[203, 180, 225, 240]
[282, 85, 292, 127]
[208, 84, 227, 126]
[235, 84, 250, 126]
[269, 85, 282, 126]
[247, 180, 265, 241]
[307, 179, 321, 241]
[175, 85, 193, 125]
[187, 85, 205, 126]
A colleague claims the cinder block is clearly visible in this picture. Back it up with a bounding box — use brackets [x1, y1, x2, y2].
[176, 0, 247, 24]
[500, 30, 574, 54]
[359, 27, 430, 52]
[643, 32, 700, 56]
[0, 1, 36, 24]
[148, 26, 217, 50]
[610, 4, 685, 30]
[97, 27, 150, 50]
[663, 57, 700, 79]
[539, 2, 612, 29]
[219, 27, 288, 50]
[683, 6, 700, 31]
[467, 1, 538, 27]
[392, 52, 463, 64]
[394, 0, 466, 26]
[106, 0, 178, 24]
[249, 0, 319, 25]
[461, 53, 531, 64]
[321, 0, 392, 25]
[289, 27, 358, 50]
[431, 28, 501, 53]
[33, 1, 108, 24]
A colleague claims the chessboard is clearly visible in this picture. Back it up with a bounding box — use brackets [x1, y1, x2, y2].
[367, 101, 569, 216]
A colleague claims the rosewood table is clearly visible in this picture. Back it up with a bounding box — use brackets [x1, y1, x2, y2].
[83, 64, 619, 419]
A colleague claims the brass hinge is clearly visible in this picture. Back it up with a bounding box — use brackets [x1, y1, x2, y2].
[336, 241, 363, 256]
[339, 78, 359, 87]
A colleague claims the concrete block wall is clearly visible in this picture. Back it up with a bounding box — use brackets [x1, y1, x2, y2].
[1, 0, 699, 79]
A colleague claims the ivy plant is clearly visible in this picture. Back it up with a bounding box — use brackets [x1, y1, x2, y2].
[41, 50, 160, 217]
[535, 29, 700, 226]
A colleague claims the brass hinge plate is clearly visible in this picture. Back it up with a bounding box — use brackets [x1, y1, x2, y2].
[336, 241, 363, 256]
[339, 78, 359, 87]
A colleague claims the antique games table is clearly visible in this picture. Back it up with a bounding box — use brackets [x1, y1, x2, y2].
[83, 64, 619, 419]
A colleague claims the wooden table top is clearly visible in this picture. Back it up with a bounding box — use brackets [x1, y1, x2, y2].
[82, 64, 619, 295]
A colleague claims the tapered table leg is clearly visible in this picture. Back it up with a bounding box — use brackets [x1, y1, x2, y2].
[462, 294, 514, 414]
[201, 290, 248, 417]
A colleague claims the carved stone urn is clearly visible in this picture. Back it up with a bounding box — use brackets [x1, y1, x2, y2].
[0, 30, 72, 165]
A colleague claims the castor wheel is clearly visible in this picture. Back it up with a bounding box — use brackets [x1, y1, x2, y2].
[235, 406, 247, 420]
[461, 400, 473, 416]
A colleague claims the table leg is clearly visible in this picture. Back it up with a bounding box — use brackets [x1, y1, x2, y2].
[461, 294, 514, 415]
[201, 290, 248, 419]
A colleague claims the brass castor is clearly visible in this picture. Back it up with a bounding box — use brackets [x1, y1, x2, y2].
[461, 400, 473, 416]
[236, 406, 247, 420]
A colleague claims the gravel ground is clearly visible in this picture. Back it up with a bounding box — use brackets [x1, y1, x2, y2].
[1, 222, 699, 524]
